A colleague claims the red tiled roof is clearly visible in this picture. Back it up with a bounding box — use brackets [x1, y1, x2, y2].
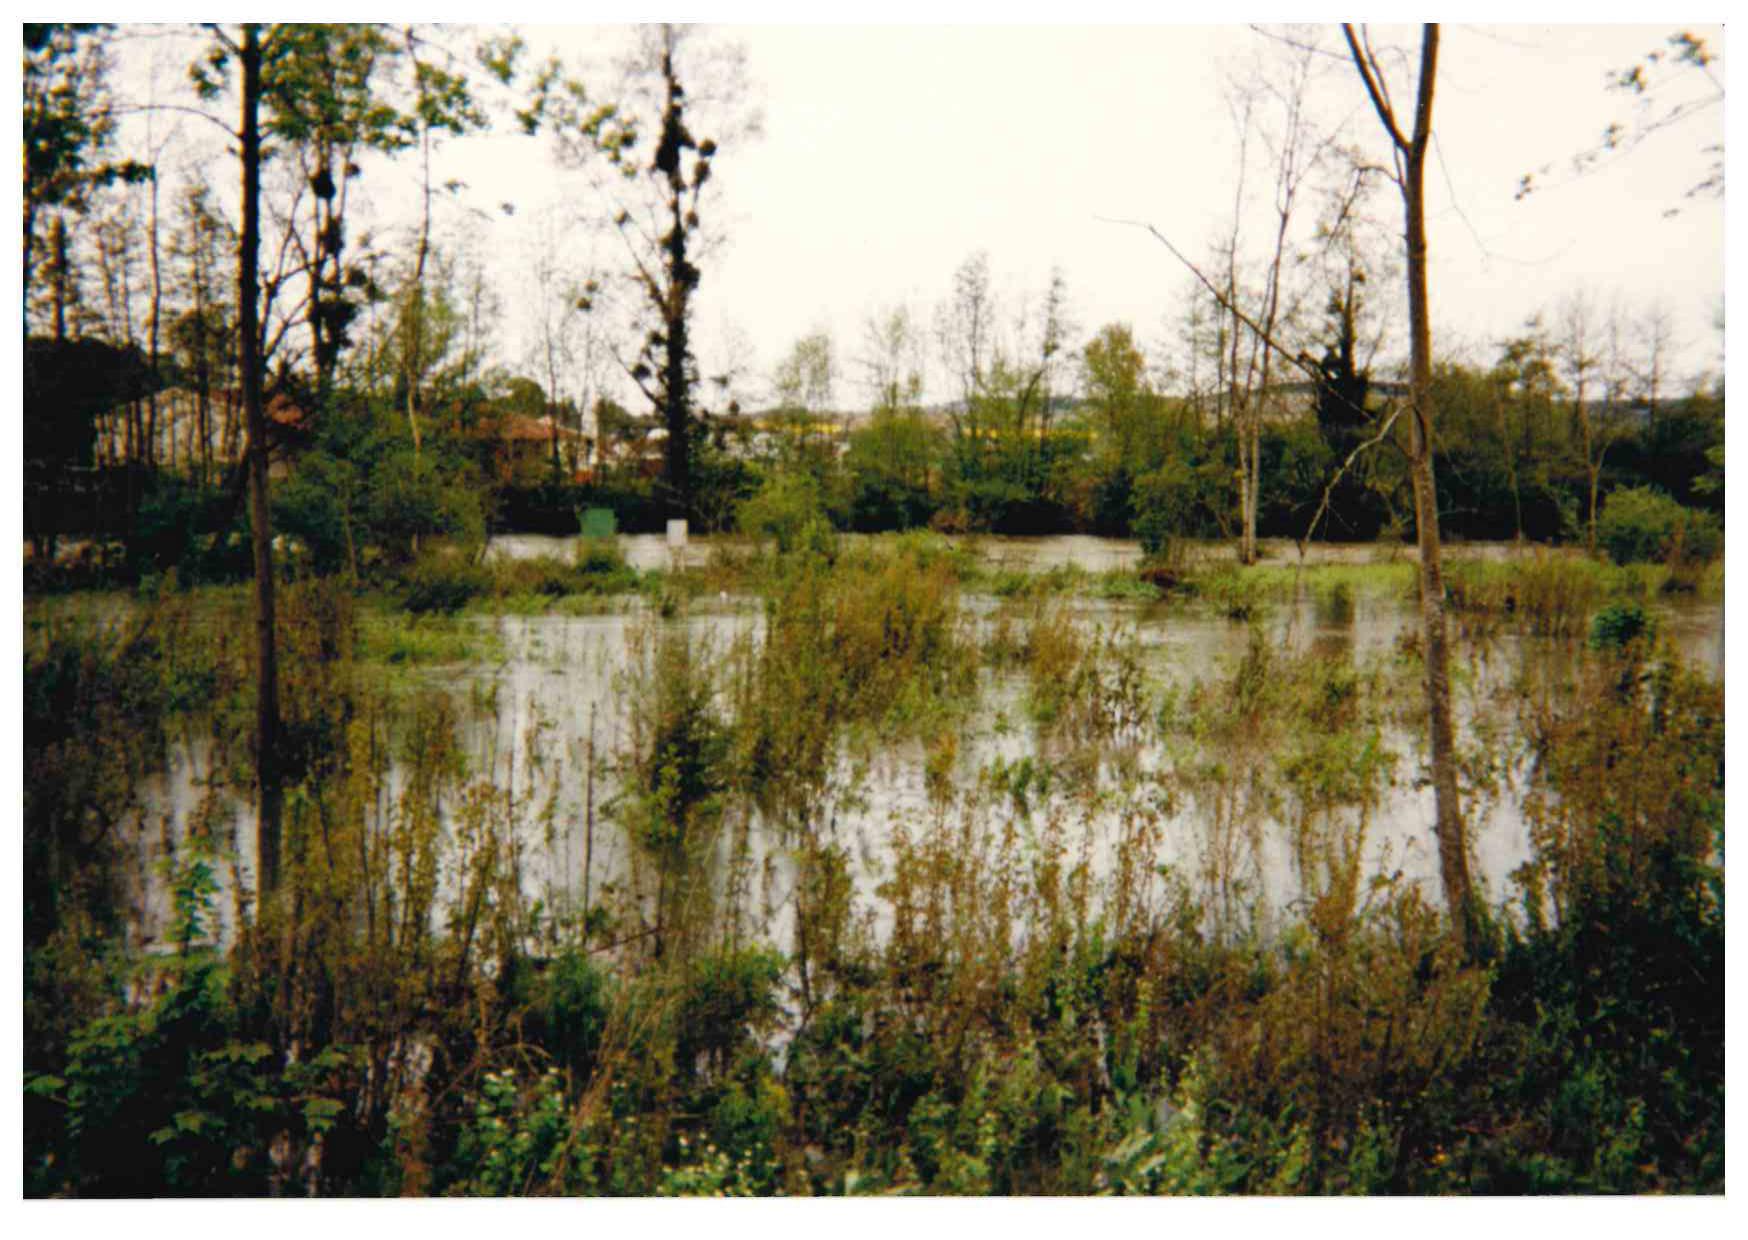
[485, 413, 586, 443]
[266, 393, 308, 429]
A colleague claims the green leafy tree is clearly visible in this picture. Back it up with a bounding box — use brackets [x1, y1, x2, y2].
[22, 24, 147, 329]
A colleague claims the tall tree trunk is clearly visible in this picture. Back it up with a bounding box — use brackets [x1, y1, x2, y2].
[24, 200, 38, 334]
[49, 213, 68, 344]
[148, 166, 164, 473]
[1347, 23, 1479, 953]
[309, 144, 333, 401]
[240, 24, 283, 900]
[195, 296, 212, 487]
[660, 36, 693, 523]
[1573, 374, 1596, 555]
[406, 125, 432, 461]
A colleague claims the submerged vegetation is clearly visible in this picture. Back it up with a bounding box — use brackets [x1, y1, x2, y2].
[23, 532, 1724, 1196]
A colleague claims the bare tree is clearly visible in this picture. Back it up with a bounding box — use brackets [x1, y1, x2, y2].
[1556, 289, 1615, 554]
[526, 205, 590, 474]
[169, 181, 235, 485]
[935, 250, 997, 471]
[1344, 22, 1480, 953]
[1018, 268, 1072, 494]
[1164, 30, 1334, 563]
[860, 304, 926, 415]
[772, 329, 835, 414]
[1229, 34, 1329, 563]
[1633, 301, 1678, 432]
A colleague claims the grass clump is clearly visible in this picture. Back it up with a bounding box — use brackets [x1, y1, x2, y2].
[1093, 570, 1166, 602]
[733, 539, 977, 807]
[358, 608, 494, 666]
[400, 549, 493, 614]
[1189, 566, 1269, 621]
[491, 542, 637, 599]
[397, 539, 642, 614]
[1442, 554, 1604, 638]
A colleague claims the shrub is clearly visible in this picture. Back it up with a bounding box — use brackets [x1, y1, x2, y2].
[1596, 486, 1719, 566]
[1587, 602, 1654, 652]
[367, 450, 486, 565]
[738, 472, 835, 556]
[575, 537, 630, 578]
[400, 550, 491, 614]
[1193, 567, 1267, 621]
[490, 555, 577, 599]
[849, 472, 936, 532]
[1132, 459, 1202, 560]
[733, 541, 975, 807]
[275, 452, 363, 576]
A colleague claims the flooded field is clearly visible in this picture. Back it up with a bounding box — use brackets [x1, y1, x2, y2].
[69, 536, 1722, 956]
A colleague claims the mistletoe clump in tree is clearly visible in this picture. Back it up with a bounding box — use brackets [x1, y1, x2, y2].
[625, 26, 717, 522]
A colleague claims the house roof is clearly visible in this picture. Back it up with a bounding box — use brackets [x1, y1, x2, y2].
[264, 392, 308, 430]
[485, 412, 587, 442]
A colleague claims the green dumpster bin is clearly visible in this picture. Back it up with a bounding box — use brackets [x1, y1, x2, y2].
[579, 507, 617, 539]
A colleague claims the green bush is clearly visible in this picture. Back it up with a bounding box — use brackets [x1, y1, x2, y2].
[275, 453, 362, 576]
[367, 450, 486, 565]
[849, 471, 936, 532]
[1133, 459, 1203, 560]
[574, 537, 634, 582]
[125, 478, 252, 586]
[496, 552, 629, 599]
[491, 555, 579, 599]
[1588, 602, 1654, 652]
[738, 472, 835, 556]
[1596, 486, 1719, 566]
[400, 551, 492, 614]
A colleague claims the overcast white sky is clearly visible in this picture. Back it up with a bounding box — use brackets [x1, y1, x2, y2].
[446, 20, 1726, 408]
[91, 17, 1728, 411]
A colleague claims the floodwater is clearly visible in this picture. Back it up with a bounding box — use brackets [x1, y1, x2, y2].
[486, 530, 1484, 574]
[91, 534, 1723, 953]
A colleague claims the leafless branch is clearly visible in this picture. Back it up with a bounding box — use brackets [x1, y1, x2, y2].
[1246, 23, 1349, 64]
[1344, 25, 1407, 153]
[1098, 215, 1320, 385]
[114, 102, 237, 141]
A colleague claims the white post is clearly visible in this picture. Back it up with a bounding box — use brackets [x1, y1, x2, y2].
[666, 517, 689, 569]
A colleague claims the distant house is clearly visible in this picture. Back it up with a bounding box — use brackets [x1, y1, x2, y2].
[474, 412, 594, 483]
[1196, 378, 1410, 427]
[92, 385, 310, 479]
[719, 409, 853, 461]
